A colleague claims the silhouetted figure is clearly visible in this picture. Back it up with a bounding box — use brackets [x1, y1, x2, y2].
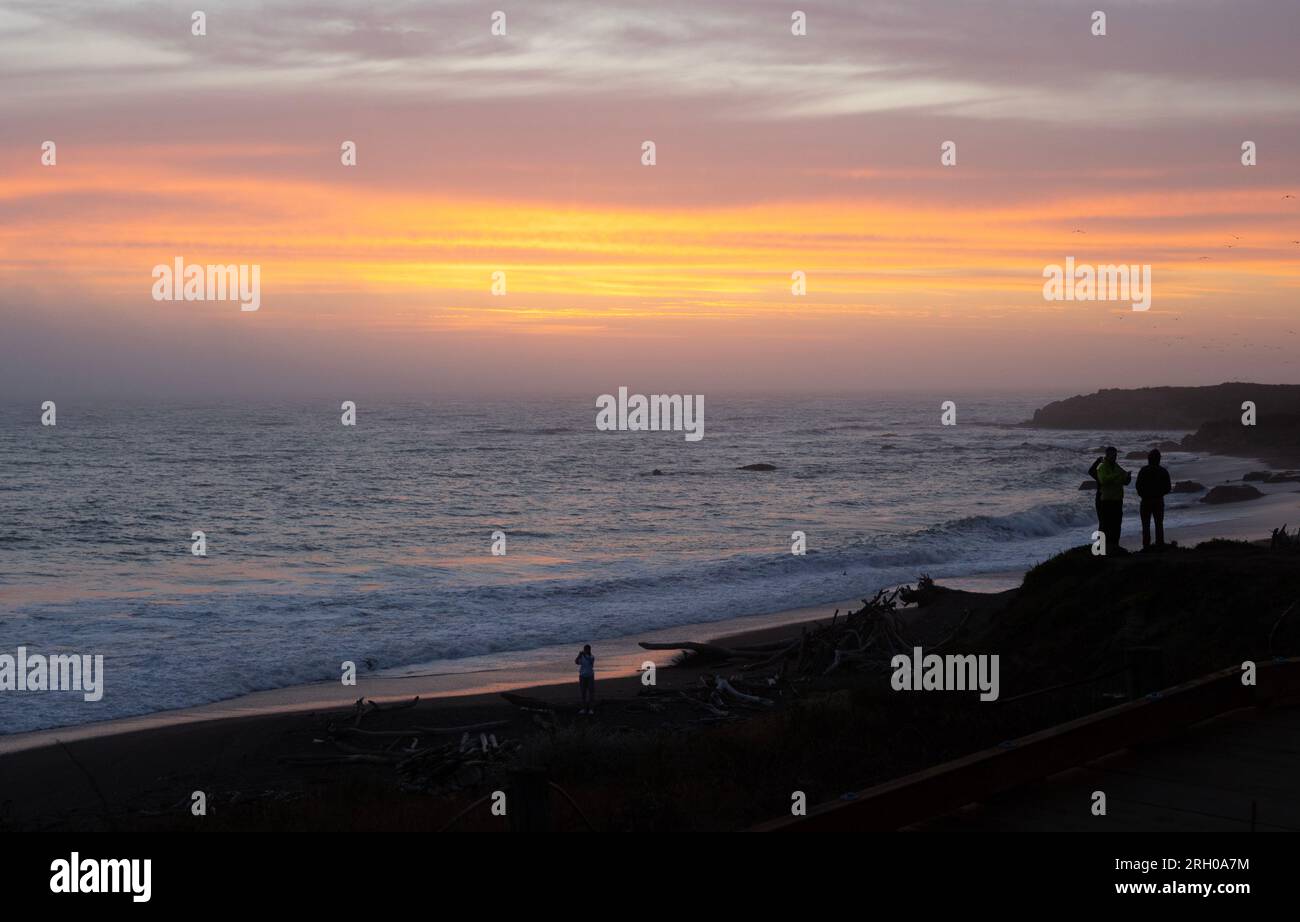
[1094, 446, 1131, 554]
[1087, 455, 1104, 533]
[575, 644, 595, 714]
[1135, 449, 1172, 549]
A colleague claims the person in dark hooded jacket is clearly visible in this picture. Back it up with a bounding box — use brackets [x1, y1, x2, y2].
[1135, 449, 1172, 549]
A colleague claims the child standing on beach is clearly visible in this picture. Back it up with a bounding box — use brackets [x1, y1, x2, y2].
[575, 644, 596, 715]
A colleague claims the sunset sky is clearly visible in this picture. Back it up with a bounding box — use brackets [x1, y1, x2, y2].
[2, 0, 1298, 398]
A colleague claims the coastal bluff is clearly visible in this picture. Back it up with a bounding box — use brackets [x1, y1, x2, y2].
[1028, 383, 1300, 430]
[1028, 383, 1300, 462]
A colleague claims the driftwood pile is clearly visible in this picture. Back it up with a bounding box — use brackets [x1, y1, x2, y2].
[281, 696, 518, 795]
[639, 581, 970, 683]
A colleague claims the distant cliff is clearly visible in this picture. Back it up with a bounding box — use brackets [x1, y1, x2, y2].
[1180, 414, 1300, 455]
[1028, 383, 1300, 461]
[1029, 383, 1300, 430]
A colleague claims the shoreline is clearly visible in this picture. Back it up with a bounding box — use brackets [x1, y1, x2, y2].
[4, 450, 1296, 758]
[0, 577, 1009, 756]
[0, 597, 846, 756]
[0, 580, 1017, 832]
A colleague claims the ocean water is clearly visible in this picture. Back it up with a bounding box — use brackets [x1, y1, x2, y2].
[0, 394, 1209, 733]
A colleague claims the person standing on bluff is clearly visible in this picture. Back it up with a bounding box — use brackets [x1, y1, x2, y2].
[1094, 446, 1132, 554]
[1087, 456, 1104, 534]
[1135, 449, 1172, 550]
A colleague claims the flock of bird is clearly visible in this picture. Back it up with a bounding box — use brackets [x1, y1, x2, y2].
[1067, 192, 1297, 363]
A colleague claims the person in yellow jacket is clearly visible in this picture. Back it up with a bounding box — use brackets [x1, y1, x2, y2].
[1093, 446, 1132, 554]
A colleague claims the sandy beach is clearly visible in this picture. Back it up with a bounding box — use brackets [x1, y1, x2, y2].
[0, 598, 845, 757]
[0, 584, 1003, 831]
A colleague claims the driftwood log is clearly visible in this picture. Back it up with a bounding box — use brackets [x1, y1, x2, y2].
[501, 692, 569, 712]
[637, 640, 792, 662]
[331, 719, 510, 739]
[281, 698, 519, 796]
[636, 580, 967, 681]
[349, 695, 421, 727]
[711, 676, 774, 707]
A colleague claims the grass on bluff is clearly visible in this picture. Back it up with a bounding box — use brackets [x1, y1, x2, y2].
[1000, 539, 1300, 688]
